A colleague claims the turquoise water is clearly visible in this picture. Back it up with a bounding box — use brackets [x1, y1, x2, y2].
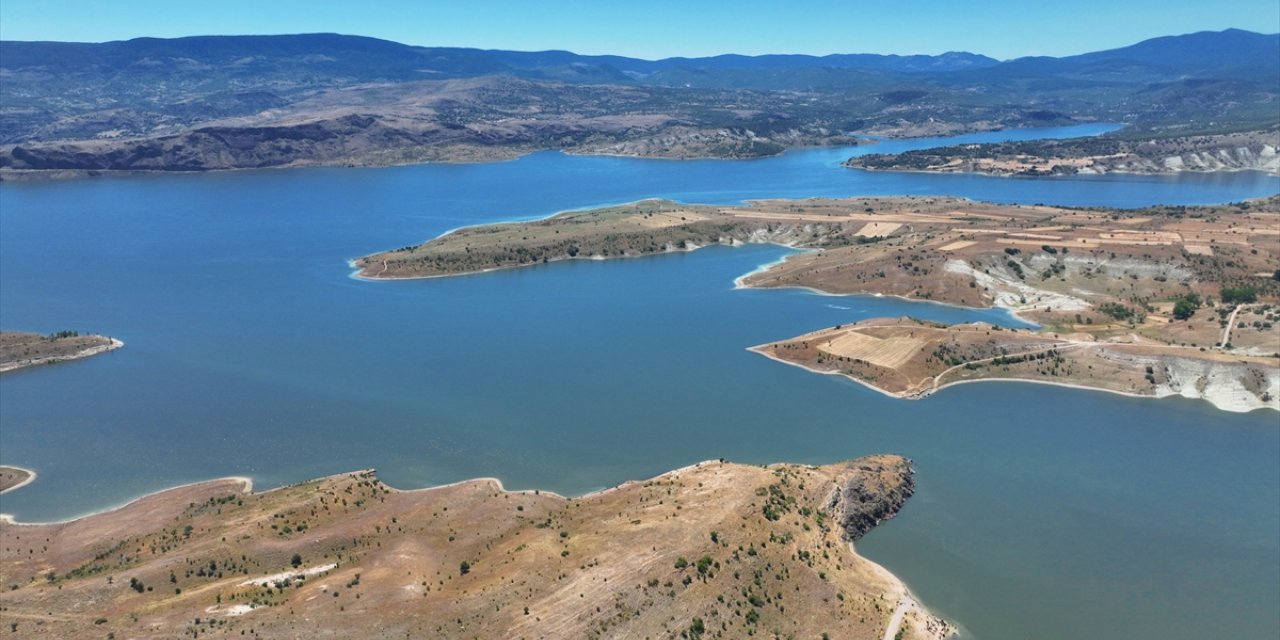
[0, 124, 1277, 639]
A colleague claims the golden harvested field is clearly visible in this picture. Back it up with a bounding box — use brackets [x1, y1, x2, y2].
[821, 329, 926, 369]
[937, 240, 975, 251]
[855, 221, 903, 237]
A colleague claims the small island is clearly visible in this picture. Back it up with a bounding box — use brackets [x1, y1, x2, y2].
[355, 195, 1280, 411]
[0, 456, 949, 640]
[0, 331, 123, 373]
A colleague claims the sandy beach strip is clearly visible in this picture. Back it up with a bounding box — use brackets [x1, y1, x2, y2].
[0, 466, 38, 495]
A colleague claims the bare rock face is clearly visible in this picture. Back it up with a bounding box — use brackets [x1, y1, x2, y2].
[828, 455, 916, 542]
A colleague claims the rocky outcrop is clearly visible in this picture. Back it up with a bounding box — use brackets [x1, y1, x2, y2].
[1084, 144, 1280, 174]
[1158, 145, 1280, 173]
[1155, 356, 1280, 412]
[828, 456, 916, 542]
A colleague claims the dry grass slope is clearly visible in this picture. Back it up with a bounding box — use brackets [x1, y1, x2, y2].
[0, 457, 949, 640]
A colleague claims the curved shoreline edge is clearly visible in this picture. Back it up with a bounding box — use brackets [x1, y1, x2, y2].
[352, 221, 1272, 414]
[0, 458, 782, 527]
[0, 458, 953, 638]
[0, 474, 254, 527]
[348, 195, 1278, 414]
[748, 344, 1278, 414]
[851, 541, 967, 640]
[0, 466, 38, 496]
[0, 337, 124, 374]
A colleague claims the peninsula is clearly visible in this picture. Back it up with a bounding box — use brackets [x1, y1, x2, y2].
[355, 196, 1280, 411]
[0, 331, 122, 373]
[0, 456, 950, 640]
[0, 467, 36, 494]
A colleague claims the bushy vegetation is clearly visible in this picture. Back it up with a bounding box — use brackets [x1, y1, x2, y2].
[1172, 293, 1202, 320]
[1099, 302, 1137, 321]
[1220, 286, 1257, 304]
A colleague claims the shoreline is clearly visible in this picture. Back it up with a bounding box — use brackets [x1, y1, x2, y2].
[747, 344, 916, 401]
[0, 337, 124, 374]
[0, 474, 253, 527]
[347, 206, 1272, 415]
[350, 234, 731, 282]
[0, 460, 737, 528]
[850, 541, 961, 640]
[0, 457, 952, 638]
[0, 466, 38, 495]
[738, 276, 1038, 326]
[0, 123, 1129, 185]
[928, 376, 1278, 412]
[348, 198, 1044, 326]
[846, 165, 1280, 178]
[563, 136, 878, 162]
[747, 343, 1278, 413]
[0, 147, 539, 183]
[0, 136, 880, 184]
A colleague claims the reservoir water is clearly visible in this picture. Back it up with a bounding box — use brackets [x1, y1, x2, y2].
[1, 124, 1277, 639]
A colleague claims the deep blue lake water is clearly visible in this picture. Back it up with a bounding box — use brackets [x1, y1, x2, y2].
[1, 124, 1277, 639]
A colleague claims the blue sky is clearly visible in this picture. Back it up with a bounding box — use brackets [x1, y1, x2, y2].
[1, 0, 1276, 59]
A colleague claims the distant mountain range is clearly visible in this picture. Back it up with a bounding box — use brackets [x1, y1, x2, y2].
[4, 29, 1275, 86]
[1, 29, 1276, 176]
[987, 28, 1279, 80]
[0, 33, 1000, 83]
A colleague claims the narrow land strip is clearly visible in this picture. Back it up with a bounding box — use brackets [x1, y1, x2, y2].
[0, 467, 37, 495]
[0, 331, 123, 373]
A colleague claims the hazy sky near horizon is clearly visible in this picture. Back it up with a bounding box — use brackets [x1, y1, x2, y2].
[1, 0, 1277, 59]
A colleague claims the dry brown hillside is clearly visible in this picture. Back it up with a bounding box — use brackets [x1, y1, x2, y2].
[0, 456, 948, 640]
